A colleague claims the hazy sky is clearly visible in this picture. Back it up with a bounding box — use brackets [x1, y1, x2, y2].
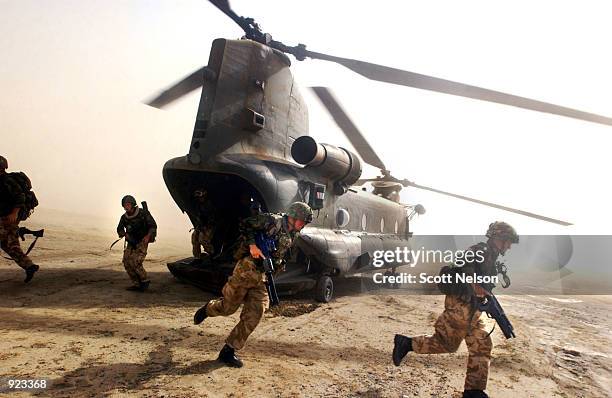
[1, 0, 611, 236]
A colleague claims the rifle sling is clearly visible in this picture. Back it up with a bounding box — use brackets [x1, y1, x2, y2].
[24, 236, 39, 256]
[484, 322, 497, 339]
[109, 237, 123, 250]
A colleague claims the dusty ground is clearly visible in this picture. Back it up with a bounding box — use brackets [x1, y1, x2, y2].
[1, 211, 611, 397]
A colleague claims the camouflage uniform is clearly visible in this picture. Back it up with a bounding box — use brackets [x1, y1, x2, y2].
[412, 241, 500, 390]
[206, 213, 296, 350]
[407, 222, 518, 393]
[192, 228, 214, 258]
[412, 295, 494, 391]
[117, 206, 157, 287]
[0, 172, 34, 270]
[0, 218, 34, 270]
[192, 193, 216, 258]
[122, 240, 150, 285]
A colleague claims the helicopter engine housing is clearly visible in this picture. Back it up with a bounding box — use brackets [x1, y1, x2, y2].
[291, 136, 362, 186]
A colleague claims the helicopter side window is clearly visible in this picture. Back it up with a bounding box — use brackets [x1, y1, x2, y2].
[336, 208, 350, 228]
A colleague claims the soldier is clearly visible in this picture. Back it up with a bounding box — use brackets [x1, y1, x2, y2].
[193, 202, 313, 367]
[392, 221, 519, 398]
[191, 189, 216, 259]
[116, 195, 157, 291]
[0, 155, 40, 282]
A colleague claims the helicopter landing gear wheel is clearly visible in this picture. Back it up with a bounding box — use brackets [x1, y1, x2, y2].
[314, 275, 334, 303]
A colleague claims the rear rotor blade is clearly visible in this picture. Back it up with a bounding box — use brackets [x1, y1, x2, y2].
[304, 50, 612, 127]
[207, 0, 268, 43]
[208, 0, 237, 19]
[404, 180, 572, 225]
[146, 67, 205, 109]
[208, 0, 246, 33]
[310, 87, 386, 170]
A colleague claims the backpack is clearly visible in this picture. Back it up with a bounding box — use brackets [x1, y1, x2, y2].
[141, 201, 156, 243]
[437, 264, 471, 297]
[9, 172, 38, 220]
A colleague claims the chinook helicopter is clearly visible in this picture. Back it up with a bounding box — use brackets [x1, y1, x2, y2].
[146, 0, 612, 302]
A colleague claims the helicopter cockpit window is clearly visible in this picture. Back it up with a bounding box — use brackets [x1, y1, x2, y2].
[336, 208, 350, 228]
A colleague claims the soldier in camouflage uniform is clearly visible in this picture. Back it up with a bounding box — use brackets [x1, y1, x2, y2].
[0, 155, 40, 282]
[193, 202, 313, 367]
[392, 221, 519, 398]
[116, 195, 157, 291]
[191, 189, 216, 259]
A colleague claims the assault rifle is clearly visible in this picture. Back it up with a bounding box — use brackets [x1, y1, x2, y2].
[254, 232, 280, 306]
[478, 289, 515, 339]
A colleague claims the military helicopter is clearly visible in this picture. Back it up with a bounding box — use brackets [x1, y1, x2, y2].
[146, 0, 612, 302]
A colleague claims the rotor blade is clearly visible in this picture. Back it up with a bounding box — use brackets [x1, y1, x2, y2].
[208, 0, 244, 30]
[310, 87, 387, 170]
[146, 67, 205, 109]
[304, 50, 612, 127]
[207, 0, 266, 42]
[404, 180, 572, 226]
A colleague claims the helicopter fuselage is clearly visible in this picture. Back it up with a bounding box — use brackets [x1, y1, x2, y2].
[163, 38, 411, 291]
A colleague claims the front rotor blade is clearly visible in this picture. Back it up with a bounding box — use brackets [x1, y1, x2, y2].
[208, 0, 244, 32]
[305, 50, 612, 127]
[310, 87, 386, 170]
[146, 67, 205, 109]
[405, 181, 572, 226]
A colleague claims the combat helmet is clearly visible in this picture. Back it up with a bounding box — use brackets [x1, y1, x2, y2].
[121, 195, 137, 207]
[0, 155, 7, 171]
[287, 202, 313, 223]
[486, 221, 519, 243]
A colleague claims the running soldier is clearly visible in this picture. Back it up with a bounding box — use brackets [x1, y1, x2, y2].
[392, 221, 519, 398]
[0, 155, 40, 282]
[193, 202, 313, 367]
[116, 195, 157, 291]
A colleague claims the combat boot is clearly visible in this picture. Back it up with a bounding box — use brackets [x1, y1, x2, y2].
[218, 344, 243, 368]
[392, 334, 413, 366]
[125, 285, 142, 291]
[139, 280, 150, 291]
[24, 264, 39, 283]
[193, 303, 208, 325]
[462, 390, 489, 398]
